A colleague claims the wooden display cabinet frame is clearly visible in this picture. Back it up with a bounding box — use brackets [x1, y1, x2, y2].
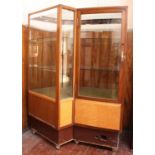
[27, 4, 128, 150]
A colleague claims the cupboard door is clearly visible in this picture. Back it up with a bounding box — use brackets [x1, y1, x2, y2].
[29, 8, 57, 100]
[76, 8, 127, 102]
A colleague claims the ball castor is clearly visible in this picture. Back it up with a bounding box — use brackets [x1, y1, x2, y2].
[74, 139, 79, 144]
[31, 128, 37, 134]
[112, 147, 118, 152]
[56, 145, 60, 150]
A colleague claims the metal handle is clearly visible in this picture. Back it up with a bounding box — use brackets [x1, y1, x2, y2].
[94, 135, 108, 142]
[121, 51, 125, 62]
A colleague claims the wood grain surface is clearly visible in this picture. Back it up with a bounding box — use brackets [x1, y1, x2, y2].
[75, 99, 122, 130]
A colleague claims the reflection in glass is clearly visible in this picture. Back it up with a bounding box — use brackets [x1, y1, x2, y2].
[79, 13, 122, 99]
[29, 8, 57, 99]
[60, 9, 74, 99]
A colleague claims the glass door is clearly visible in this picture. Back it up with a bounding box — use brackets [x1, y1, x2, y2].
[76, 7, 127, 102]
[29, 8, 57, 100]
[60, 8, 75, 99]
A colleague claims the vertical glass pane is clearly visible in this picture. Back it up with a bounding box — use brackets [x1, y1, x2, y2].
[29, 8, 57, 99]
[79, 13, 122, 99]
[60, 9, 74, 99]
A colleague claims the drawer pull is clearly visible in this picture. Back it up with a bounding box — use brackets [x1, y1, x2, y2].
[94, 135, 108, 142]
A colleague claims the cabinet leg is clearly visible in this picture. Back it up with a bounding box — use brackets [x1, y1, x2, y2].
[31, 128, 37, 134]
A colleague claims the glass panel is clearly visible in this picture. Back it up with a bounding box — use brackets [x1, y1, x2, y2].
[79, 13, 122, 99]
[29, 8, 57, 99]
[60, 9, 74, 99]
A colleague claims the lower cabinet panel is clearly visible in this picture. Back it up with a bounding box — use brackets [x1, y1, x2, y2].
[28, 91, 57, 127]
[28, 95, 122, 149]
[74, 126, 119, 148]
[59, 98, 73, 127]
[29, 116, 73, 145]
[75, 99, 122, 130]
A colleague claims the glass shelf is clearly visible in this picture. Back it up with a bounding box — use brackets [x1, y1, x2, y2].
[29, 38, 56, 43]
[29, 64, 56, 72]
[80, 67, 119, 72]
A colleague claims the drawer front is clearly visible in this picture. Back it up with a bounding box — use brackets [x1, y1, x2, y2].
[74, 126, 119, 147]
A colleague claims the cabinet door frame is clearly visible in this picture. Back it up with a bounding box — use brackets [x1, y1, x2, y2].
[75, 6, 128, 103]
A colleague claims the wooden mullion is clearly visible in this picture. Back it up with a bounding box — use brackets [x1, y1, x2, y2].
[75, 11, 81, 98]
[56, 6, 62, 129]
[118, 9, 128, 103]
[72, 9, 77, 125]
[77, 6, 127, 14]
[61, 4, 77, 11]
[29, 5, 59, 16]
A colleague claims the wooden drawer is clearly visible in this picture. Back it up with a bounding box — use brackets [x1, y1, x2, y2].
[74, 126, 119, 148]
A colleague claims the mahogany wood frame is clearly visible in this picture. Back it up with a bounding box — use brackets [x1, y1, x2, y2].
[75, 6, 128, 104]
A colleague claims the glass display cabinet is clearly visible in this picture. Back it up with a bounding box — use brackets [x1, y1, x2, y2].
[28, 5, 76, 149]
[28, 4, 127, 151]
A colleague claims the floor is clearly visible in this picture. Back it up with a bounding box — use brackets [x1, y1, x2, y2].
[22, 130, 132, 155]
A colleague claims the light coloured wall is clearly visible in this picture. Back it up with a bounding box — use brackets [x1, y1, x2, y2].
[22, 0, 132, 29]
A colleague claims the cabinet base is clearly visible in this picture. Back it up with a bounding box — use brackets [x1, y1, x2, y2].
[29, 116, 120, 151]
[29, 116, 73, 148]
[74, 125, 120, 151]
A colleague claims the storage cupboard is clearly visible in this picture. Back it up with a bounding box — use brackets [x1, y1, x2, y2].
[28, 4, 127, 150]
